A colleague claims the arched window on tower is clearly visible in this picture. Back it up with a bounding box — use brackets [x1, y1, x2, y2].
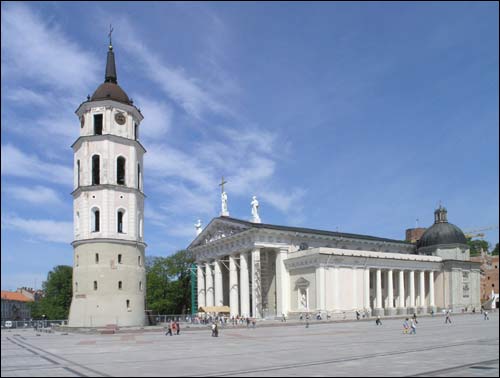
[94, 114, 103, 135]
[92, 155, 100, 185]
[77, 160, 80, 187]
[117, 209, 125, 233]
[137, 163, 141, 190]
[91, 207, 100, 232]
[117, 157, 126, 185]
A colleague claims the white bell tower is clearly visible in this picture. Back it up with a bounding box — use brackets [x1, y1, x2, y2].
[68, 34, 146, 327]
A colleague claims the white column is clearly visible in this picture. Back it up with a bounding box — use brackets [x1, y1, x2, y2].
[409, 270, 415, 308]
[387, 269, 394, 308]
[333, 266, 339, 310]
[239, 252, 250, 317]
[251, 248, 261, 318]
[205, 262, 214, 307]
[429, 271, 435, 307]
[197, 263, 206, 309]
[214, 260, 223, 307]
[398, 270, 405, 308]
[419, 270, 426, 308]
[376, 269, 382, 309]
[275, 248, 289, 316]
[229, 255, 239, 317]
[352, 268, 358, 309]
[363, 268, 370, 311]
[316, 266, 326, 311]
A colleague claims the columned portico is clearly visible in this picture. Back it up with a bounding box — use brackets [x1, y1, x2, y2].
[386, 269, 396, 315]
[251, 248, 262, 318]
[229, 255, 239, 316]
[374, 268, 383, 316]
[197, 264, 206, 308]
[214, 260, 223, 307]
[205, 262, 214, 307]
[418, 270, 427, 313]
[240, 252, 250, 317]
[363, 268, 370, 314]
[397, 270, 406, 314]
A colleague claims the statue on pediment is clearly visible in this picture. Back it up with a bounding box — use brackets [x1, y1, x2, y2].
[251, 196, 261, 223]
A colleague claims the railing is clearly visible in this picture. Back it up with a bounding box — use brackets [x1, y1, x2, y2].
[1, 319, 68, 329]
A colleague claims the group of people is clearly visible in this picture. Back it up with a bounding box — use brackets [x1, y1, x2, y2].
[165, 321, 180, 336]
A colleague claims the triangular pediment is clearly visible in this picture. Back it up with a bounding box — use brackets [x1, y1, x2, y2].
[188, 217, 251, 249]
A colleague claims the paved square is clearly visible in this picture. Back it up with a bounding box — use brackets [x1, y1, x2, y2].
[2, 313, 498, 377]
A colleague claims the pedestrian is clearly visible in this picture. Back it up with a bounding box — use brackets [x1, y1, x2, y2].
[402, 318, 409, 334]
[484, 311, 489, 320]
[165, 322, 173, 336]
[375, 316, 382, 326]
[356, 310, 360, 320]
[445, 310, 452, 324]
[252, 319, 256, 328]
[282, 313, 287, 322]
[305, 314, 310, 328]
[431, 309, 434, 317]
[246, 317, 250, 328]
[211, 322, 216, 337]
[410, 318, 416, 335]
[299, 313, 303, 321]
[412, 313, 418, 324]
[176, 321, 180, 335]
[172, 321, 177, 335]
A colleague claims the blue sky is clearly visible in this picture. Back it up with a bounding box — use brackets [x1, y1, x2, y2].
[1, 2, 498, 291]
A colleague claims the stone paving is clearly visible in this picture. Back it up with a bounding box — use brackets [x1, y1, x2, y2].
[1, 313, 498, 377]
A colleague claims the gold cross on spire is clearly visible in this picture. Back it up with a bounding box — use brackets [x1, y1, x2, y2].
[219, 176, 227, 193]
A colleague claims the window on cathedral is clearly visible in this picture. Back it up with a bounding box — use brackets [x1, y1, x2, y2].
[139, 281, 142, 291]
[117, 210, 124, 233]
[118, 281, 122, 290]
[77, 160, 80, 186]
[94, 114, 103, 135]
[137, 164, 141, 190]
[76, 255, 79, 267]
[95, 253, 99, 264]
[91, 208, 100, 232]
[134, 122, 138, 140]
[138, 255, 141, 266]
[92, 155, 100, 185]
[75, 282, 78, 292]
[117, 157, 126, 185]
[118, 254, 122, 264]
[126, 299, 130, 310]
[94, 281, 98, 290]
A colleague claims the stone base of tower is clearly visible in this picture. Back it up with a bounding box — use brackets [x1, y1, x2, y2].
[69, 240, 146, 327]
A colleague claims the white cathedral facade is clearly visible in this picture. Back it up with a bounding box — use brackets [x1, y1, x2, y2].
[68, 38, 146, 327]
[189, 206, 481, 319]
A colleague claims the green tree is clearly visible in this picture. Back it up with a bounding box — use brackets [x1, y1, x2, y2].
[492, 243, 499, 256]
[30, 265, 73, 319]
[145, 250, 194, 315]
[467, 238, 490, 256]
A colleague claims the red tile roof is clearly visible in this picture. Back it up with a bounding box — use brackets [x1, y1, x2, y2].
[0, 291, 34, 302]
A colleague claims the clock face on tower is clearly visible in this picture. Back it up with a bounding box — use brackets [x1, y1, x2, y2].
[115, 112, 126, 125]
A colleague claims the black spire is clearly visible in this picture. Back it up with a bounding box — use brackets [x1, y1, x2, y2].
[104, 25, 117, 84]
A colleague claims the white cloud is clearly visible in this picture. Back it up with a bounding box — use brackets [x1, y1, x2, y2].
[1, 144, 72, 187]
[1, 3, 99, 94]
[4, 185, 62, 205]
[1, 214, 72, 244]
[117, 20, 231, 119]
[133, 95, 174, 140]
[4, 87, 51, 107]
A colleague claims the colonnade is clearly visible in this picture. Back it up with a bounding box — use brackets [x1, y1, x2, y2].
[197, 250, 259, 318]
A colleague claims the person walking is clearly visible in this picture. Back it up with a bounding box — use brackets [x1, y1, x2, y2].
[356, 310, 360, 320]
[165, 322, 173, 336]
[410, 318, 416, 335]
[172, 321, 177, 335]
[403, 318, 410, 334]
[412, 313, 418, 324]
[305, 314, 310, 328]
[445, 310, 452, 324]
[211, 322, 216, 337]
[176, 321, 180, 335]
[375, 316, 382, 326]
[484, 311, 489, 320]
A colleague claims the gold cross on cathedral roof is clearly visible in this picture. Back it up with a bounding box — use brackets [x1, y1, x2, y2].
[219, 176, 227, 193]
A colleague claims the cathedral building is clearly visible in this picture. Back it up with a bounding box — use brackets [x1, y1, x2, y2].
[189, 206, 481, 319]
[68, 37, 146, 327]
